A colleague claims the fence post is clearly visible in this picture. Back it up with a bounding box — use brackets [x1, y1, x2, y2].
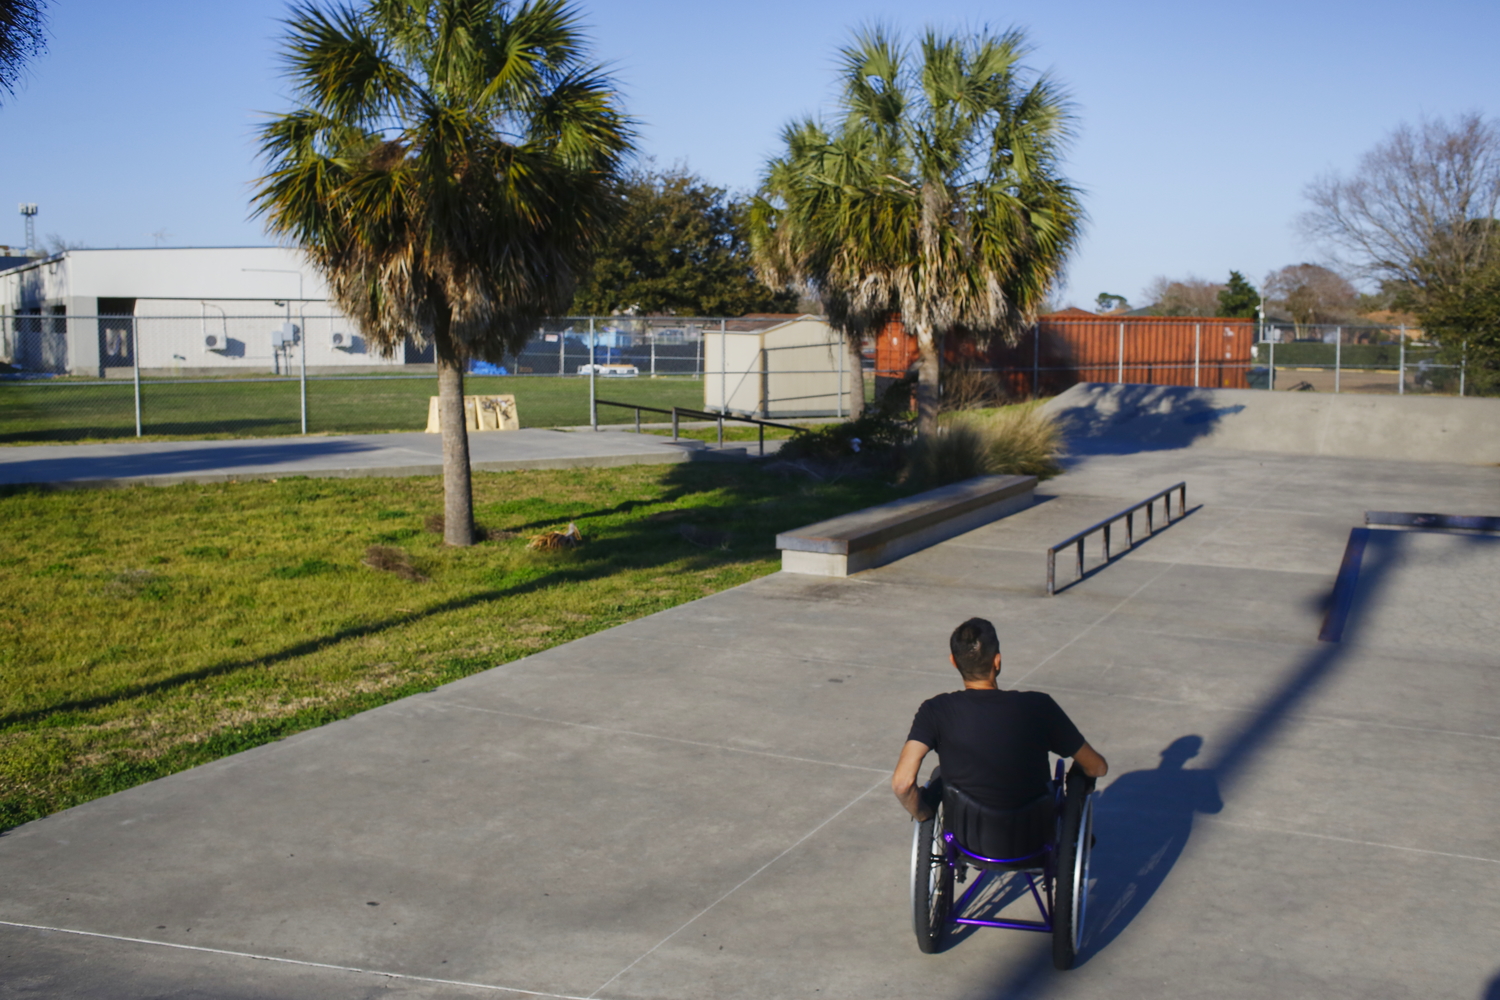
[559, 328, 565, 374]
[1194, 323, 1201, 387]
[760, 347, 768, 417]
[1117, 322, 1125, 383]
[1334, 327, 1341, 394]
[299, 319, 308, 434]
[1031, 323, 1039, 397]
[1460, 340, 1467, 397]
[1398, 330, 1405, 395]
[836, 331, 844, 419]
[132, 324, 142, 438]
[589, 317, 597, 430]
[720, 321, 728, 413]
[1268, 334, 1276, 392]
[650, 333, 656, 378]
[672, 407, 679, 441]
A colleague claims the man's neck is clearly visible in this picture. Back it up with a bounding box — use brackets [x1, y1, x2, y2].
[962, 679, 999, 691]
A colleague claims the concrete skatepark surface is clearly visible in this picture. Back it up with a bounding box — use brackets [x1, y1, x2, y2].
[5, 433, 1500, 999]
[0, 429, 717, 489]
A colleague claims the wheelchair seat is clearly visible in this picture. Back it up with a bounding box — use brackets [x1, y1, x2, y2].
[941, 780, 1055, 871]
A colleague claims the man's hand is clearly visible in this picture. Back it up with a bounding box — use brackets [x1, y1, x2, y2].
[1073, 742, 1108, 779]
[892, 739, 933, 821]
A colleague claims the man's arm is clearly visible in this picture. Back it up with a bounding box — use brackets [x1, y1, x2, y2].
[892, 739, 933, 821]
[1073, 742, 1108, 778]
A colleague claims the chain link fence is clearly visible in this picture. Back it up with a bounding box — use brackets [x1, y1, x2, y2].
[0, 314, 858, 443]
[874, 318, 1481, 401]
[1249, 324, 1469, 395]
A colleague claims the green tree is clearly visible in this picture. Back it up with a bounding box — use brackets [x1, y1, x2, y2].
[1217, 270, 1259, 318]
[1095, 292, 1128, 313]
[751, 27, 1084, 434]
[252, 0, 631, 546]
[1416, 230, 1500, 394]
[571, 166, 798, 316]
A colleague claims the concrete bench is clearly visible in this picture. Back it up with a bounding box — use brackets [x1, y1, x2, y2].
[776, 474, 1036, 577]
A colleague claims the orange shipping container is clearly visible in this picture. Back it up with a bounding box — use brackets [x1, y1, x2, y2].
[874, 313, 1256, 396]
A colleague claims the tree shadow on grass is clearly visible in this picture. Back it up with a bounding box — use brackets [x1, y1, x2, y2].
[1, 461, 912, 732]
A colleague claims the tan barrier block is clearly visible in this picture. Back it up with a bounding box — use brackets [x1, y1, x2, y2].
[425, 394, 520, 433]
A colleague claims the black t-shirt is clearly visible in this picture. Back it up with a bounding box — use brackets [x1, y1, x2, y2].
[907, 689, 1086, 810]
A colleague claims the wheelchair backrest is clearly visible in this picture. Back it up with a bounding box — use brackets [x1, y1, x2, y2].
[942, 782, 1055, 867]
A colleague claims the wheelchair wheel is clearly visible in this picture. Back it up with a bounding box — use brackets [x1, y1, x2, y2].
[1051, 772, 1095, 971]
[911, 796, 952, 953]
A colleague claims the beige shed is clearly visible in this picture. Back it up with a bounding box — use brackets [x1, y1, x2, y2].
[701, 315, 856, 418]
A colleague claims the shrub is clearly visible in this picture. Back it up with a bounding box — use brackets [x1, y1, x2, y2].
[904, 405, 1063, 486]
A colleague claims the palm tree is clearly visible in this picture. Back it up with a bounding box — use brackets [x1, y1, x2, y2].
[252, 0, 632, 545]
[751, 27, 1084, 434]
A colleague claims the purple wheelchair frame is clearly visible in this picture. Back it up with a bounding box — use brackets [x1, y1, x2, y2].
[941, 759, 1068, 934]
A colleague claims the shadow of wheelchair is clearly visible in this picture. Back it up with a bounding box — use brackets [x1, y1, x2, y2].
[940, 735, 1220, 962]
[1077, 734, 1221, 965]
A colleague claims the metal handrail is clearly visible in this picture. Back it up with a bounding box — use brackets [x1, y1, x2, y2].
[1046, 482, 1187, 595]
[593, 398, 802, 456]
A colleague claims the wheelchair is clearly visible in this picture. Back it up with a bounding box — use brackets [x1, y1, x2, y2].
[910, 759, 1097, 970]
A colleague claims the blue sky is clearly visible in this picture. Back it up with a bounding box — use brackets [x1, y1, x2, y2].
[3, 0, 1497, 309]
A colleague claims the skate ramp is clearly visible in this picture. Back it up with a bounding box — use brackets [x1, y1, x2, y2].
[1042, 383, 1500, 464]
[1325, 527, 1500, 661]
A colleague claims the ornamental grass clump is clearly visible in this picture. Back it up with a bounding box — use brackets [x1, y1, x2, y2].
[904, 406, 1063, 486]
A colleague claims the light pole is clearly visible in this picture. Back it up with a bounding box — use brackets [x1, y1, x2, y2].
[243, 268, 308, 433]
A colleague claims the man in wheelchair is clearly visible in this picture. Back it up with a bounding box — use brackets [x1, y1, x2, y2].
[891, 617, 1108, 967]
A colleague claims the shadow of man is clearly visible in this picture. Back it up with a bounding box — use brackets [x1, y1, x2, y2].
[1080, 735, 1221, 964]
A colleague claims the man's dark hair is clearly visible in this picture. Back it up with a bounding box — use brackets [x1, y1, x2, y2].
[950, 617, 1000, 680]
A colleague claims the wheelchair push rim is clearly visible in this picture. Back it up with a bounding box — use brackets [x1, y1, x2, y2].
[910, 796, 951, 952]
[1050, 778, 1095, 970]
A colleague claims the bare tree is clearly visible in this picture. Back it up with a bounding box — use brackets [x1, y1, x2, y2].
[1300, 113, 1500, 301]
[1141, 275, 1222, 316]
[1263, 263, 1357, 329]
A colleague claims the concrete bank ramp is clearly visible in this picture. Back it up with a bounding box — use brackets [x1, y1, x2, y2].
[1331, 528, 1500, 660]
[1042, 383, 1500, 464]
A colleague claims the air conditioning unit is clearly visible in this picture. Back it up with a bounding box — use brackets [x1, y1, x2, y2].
[203, 333, 229, 353]
[331, 330, 355, 350]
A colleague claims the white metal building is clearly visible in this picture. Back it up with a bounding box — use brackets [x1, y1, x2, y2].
[702, 315, 857, 418]
[0, 247, 425, 376]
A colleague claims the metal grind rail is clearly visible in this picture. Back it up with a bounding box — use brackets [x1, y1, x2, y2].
[1047, 482, 1187, 595]
[593, 398, 802, 456]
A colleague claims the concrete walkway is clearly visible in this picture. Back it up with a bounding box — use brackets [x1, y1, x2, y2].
[2, 446, 1498, 999]
[0, 428, 736, 489]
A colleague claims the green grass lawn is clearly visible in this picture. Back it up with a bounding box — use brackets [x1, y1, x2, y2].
[0, 375, 707, 444]
[0, 462, 912, 831]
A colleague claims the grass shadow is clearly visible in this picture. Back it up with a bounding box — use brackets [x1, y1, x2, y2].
[0, 460, 916, 817]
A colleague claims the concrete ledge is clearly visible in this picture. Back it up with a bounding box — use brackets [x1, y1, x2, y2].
[776, 474, 1036, 577]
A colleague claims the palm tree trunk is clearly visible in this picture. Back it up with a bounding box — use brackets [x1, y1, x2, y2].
[845, 329, 866, 420]
[435, 318, 476, 547]
[914, 321, 941, 436]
